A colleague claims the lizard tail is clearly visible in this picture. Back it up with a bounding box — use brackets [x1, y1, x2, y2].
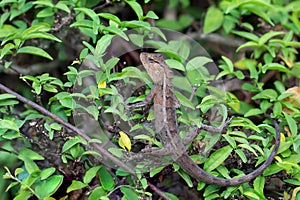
[175, 117, 280, 187]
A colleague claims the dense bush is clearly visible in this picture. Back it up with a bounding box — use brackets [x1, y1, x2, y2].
[0, 0, 299, 199]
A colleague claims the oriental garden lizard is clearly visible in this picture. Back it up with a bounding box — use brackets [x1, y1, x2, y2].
[130, 52, 280, 186]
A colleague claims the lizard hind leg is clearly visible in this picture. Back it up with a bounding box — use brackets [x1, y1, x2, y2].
[140, 146, 173, 156]
[124, 146, 174, 170]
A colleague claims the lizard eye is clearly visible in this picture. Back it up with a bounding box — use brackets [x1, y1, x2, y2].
[148, 58, 159, 64]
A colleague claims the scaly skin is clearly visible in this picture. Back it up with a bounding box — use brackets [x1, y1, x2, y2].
[140, 52, 280, 186]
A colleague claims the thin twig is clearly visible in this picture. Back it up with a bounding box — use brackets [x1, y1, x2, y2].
[147, 181, 172, 200]
[0, 83, 136, 174]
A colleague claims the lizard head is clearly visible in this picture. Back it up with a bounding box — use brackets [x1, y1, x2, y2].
[140, 53, 167, 83]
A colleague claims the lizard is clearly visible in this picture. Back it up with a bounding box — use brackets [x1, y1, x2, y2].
[130, 52, 281, 186]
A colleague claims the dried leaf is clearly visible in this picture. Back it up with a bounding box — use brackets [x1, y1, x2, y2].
[283, 86, 300, 114]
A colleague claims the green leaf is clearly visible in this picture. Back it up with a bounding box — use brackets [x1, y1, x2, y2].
[102, 26, 128, 41]
[149, 166, 165, 177]
[156, 19, 183, 30]
[85, 105, 99, 120]
[128, 33, 144, 47]
[88, 186, 107, 200]
[274, 81, 285, 93]
[125, 0, 143, 20]
[244, 108, 264, 117]
[0, 11, 10, 27]
[165, 59, 185, 71]
[150, 27, 167, 41]
[263, 164, 282, 176]
[22, 32, 61, 42]
[204, 145, 233, 173]
[284, 179, 300, 185]
[283, 112, 297, 136]
[40, 167, 56, 180]
[120, 187, 139, 200]
[62, 137, 86, 153]
[238, 144, 258, 157]
[55, 2, 70, 13]
[244, 6, 274, 26]
[178, 14, 194, 29]
[203, 185, 220, 197]
[23, 158, 40, 174]
[236, 41, 259, 52]
[36, 7, 54, 18]
[235, 149, 247, 163]
[223, 134, 236, 148]
[0, 119, 19, 132]
[123, 20, 151, 29]
[273, 101, 282, 115]
[50, 123, 61, 131]
[22, 23, 51, 34]
[14, 168, 24, 176]
[6, 182, 19, 192]
[252, 89, 278, 101]
[98, 167, 114, 191]
[173, 91, 194, 109]
[67, 180, 88, 193]
[13, 190, 32, 200]
[35, 175, 63, 199]
[32, 0, 54, 7]
[0, 99, 19, 107]
[95, 34, 114, 56]
[253, 176, 265, 199]
[258, 31, 285, 46]
[203, 6, 224, 33]
[187, 56, 213, 71]
[105, 57, 120, 72]
[0, 43, 15, 59]
[70, 20, 93, 29]
[84, 166, 101, 184]
[243, 190, 261, 200]
[17, 46, 53, 60]
[231, 117, 261, 132]
[81, 150, 101, 157]
[145, 11, 159, 19]
[221, 56, 234, 72]
[18, 148, 44, 161]
[0, 24, 17, 39]
[262, 63, 289, 73]
[234, 70, 245, 79]
[165, 192, 180, 200]
[98, 13, 121, 24]
[186, 56, 212, 83]
[74, 8, 100, 25]
[177, 170, 193, 187]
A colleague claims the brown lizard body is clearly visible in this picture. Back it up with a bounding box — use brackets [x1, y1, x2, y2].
[138, 52, 280, 186]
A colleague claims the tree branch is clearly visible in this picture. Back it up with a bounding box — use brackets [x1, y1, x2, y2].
[0, 82, 171, 200]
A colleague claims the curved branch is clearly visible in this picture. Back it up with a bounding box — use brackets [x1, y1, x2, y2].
[0, 83, 171, 200]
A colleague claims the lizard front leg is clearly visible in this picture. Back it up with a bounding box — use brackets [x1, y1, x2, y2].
[183, 117, 233, 146]
[126, 86, 158, 109]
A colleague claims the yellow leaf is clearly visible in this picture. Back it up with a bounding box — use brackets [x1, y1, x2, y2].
[280, 133, 285, 142]
[279, 54, 293, 68]
[291, 186, 300, 200]
[234, 58, 257, 70]
[71, 60, 81, 65]
[44, 198, 56, 200]
[97, 81, 106, 96]
[118, 131, 131, 151]
[226, 92, 240, 112]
